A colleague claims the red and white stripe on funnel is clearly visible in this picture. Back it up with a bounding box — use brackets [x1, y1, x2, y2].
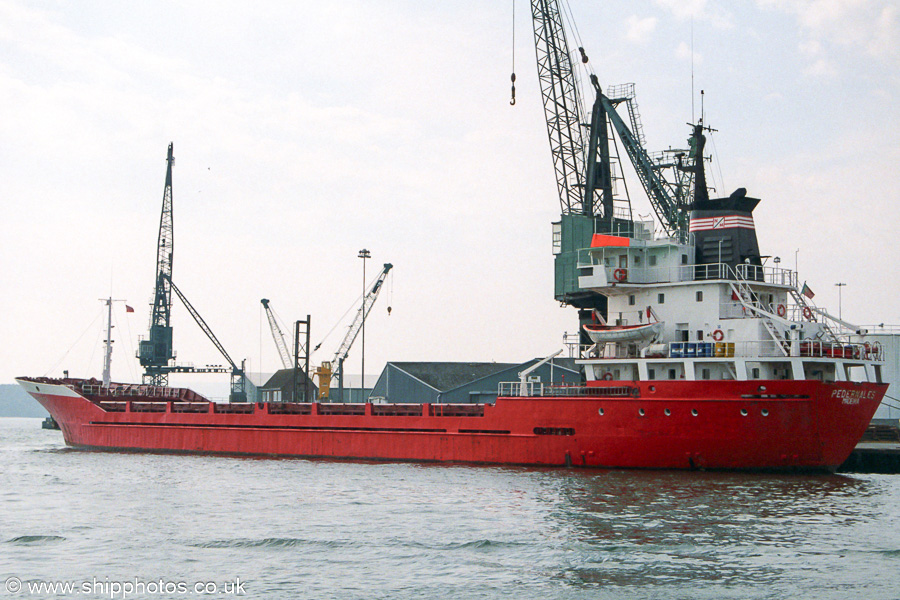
[689, 215, 755, 232]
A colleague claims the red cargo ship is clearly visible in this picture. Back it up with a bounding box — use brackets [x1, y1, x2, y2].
[15, 375, 885, 470]
[17, 3, 889, 470]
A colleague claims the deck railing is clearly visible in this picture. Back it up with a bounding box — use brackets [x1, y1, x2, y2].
[498, 382, 638, 398]
[79, 383, 203, 400]
[575, 257, 797, 289]
[567, 339, 883, 361]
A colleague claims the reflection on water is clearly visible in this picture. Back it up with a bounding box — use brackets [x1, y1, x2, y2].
[538, 470, 896, 597]
[2, 418, 899, 600]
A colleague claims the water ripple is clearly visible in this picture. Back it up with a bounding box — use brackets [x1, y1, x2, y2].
[2, 418, 900, 599]
[6, 535, 66, 545]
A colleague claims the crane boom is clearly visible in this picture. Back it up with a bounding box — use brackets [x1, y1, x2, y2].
[166, 275, 249, 402]
[261, 298, 292, 369]
[599, 92, 686, 236]
[317, 263, 392, 400]
[531, 0, 587, 216]
[166, 276, 240, 373]
[331, 263, 393, 367]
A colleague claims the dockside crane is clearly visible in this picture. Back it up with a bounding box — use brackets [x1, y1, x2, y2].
[261, 298, 293, 369]
[138, 143, 176, 386]
[316, 263, 393, 401]
[137, 142, 250, 402]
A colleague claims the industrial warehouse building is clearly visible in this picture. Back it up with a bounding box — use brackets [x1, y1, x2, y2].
[852, 330, 900, 422]
[368, 359, 580, 405]
[259, 369, 319, 403]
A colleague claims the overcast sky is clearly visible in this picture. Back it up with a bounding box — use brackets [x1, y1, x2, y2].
[2, 0, 898, 393]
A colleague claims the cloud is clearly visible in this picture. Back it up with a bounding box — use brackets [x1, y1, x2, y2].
[757, 0, 900, 72]
[676, 41, 703, 64]
[803, 58, 837, 78]
[625, 15, 658, 43]
[654, 0, 734, 29]
[797, 39, 822, 57]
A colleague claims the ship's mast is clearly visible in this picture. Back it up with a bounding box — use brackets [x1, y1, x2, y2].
[100, 297, 127, 388]
[102, 297, 114, 388]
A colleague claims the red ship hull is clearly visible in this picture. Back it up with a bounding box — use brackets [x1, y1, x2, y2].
[17, 377, 886, 470]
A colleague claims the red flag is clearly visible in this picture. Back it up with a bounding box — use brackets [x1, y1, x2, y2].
[125, 305, 134, 313]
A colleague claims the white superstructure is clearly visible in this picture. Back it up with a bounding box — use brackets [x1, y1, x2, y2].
[570, 220, 885, 387]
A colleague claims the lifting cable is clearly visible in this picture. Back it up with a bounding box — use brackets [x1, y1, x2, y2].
[560, 0, 594, 125]
[509, 0, 516, 105]
[313, 268, 388, 353]
[43, 307, 104, 377]
[387, 269, 393, 315]
[708, 130, 727, 195]
[314, 295, 360, 353]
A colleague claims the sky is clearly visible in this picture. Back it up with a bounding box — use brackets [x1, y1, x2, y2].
[1, 0, 899, 394]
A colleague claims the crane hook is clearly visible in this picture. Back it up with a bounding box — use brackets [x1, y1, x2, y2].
[578, 46, 589, 64]
[510, 72, 516, 105]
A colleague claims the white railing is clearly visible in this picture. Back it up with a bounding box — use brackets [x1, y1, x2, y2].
[736, 264, 798, 288]
[569, 340, 882, 361]
[497, 381, 636, 398]
[80, 384, 187, 398]
[797, 340, 884, 361]
[575, 257, 797, 289]
[593, 218, 656, 241]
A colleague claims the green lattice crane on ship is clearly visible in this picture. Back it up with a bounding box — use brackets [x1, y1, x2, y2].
[137, 143, 250, 402]
[529, 0, 699, 334]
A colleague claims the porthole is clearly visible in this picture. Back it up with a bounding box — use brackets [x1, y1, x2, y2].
[598, 408, 604, 416]
[759, 385, 767, 392]
[761, 409, 769, 417]
[691, 409, 698, 416]
[740, 409, 748, 416]
[639, 408, 645, 416]
[664, 408, 671, 416]
[649, 386, 656, 392]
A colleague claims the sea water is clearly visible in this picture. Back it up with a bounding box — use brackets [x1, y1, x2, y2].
[1, 418, 898, 600]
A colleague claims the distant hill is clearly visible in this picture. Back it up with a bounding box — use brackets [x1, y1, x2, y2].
[0, 383, 48, 417]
